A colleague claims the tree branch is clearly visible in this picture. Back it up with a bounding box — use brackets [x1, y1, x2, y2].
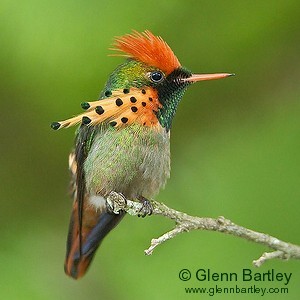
[106, 191, 300, 267]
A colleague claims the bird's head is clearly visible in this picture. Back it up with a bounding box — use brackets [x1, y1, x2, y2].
[51, 30, 233, 131]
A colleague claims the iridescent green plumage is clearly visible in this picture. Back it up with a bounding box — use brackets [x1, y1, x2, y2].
[84, 123, 170, 198]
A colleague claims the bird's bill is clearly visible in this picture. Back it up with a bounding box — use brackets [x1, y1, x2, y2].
[183, 73, 234, 83]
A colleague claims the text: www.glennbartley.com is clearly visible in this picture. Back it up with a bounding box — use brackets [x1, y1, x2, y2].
[184, 285, 288, 296]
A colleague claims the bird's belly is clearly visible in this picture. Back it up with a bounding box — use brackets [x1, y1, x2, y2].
[84, 124, 170, 199]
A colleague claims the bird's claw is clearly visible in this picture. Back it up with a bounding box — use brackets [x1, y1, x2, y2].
[137, 196, 153, 217]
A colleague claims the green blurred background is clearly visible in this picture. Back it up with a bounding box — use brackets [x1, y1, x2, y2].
[1, 0, 299, 299]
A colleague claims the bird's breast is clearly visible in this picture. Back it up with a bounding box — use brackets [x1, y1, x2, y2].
[84, 124, 170, 199]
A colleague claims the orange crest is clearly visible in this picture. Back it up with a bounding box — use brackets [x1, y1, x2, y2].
[112, 30, 181, 74]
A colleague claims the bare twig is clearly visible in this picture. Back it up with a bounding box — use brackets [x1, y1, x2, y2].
[253, 250, 289, 267]
[106, 191, 300, 267]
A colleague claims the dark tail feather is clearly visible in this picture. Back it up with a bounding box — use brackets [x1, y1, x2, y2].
[64, 201, 125, 279]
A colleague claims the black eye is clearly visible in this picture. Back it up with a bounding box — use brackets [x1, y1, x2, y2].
[150, 71, 164, 83]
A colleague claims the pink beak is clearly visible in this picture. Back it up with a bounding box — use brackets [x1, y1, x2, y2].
[183, 73, 235, 83]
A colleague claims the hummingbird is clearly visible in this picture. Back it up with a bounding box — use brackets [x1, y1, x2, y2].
[51, 30, 233, 279]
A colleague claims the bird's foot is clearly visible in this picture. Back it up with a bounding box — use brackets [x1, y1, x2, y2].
[106, 192, 127, 214]
[137, 196, 153, 217]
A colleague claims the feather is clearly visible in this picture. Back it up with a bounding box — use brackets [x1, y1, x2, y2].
[64, 197, 125, 279]
[51, 87, 162, 130]
[111, 30, 181, 75]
